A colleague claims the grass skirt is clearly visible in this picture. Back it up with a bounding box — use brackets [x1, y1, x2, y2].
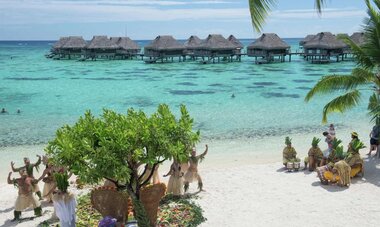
[167, 176, 183, 196]
[15, 193, 41, 211]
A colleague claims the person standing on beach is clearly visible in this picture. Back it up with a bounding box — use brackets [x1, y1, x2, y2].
[321, 132, 333, 166]
[328, 124, 336, 139]
[11, 155, 43, 200]
[164, 159, 184, 196]
[37, 158, 56, 203]
[7, 170, 42, 221]
[367, 122, 380, 156]
[184, 145, 208, 192]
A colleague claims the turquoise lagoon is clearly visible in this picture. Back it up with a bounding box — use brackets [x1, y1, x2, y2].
[0, 39, 372, 162]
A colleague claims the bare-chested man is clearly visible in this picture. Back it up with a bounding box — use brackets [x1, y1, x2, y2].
[7, 170, 42, 221]
[184, 144, 208, 192]
[11, 155, 42, 200]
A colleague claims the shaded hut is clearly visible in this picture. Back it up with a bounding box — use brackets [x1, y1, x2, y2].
[228, 35, 244, 54]
[350, 32, 365, 46]
[336, 33, 350, 56]
[86, 36, 119, 60]
[144, 35, 185, 63]
[59, 36, 87, 59]
[299, 34, 315, 47]
[110, 37, 141, 59]
[184, 35, 202, 57]
[51, 37, 69, 54]
[247, 33, 290, 63]
[303, 32, 346, 63]
[194, 34, 237, 63]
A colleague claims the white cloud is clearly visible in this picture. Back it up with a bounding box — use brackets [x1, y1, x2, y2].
[0, 0, 249, 25]
[270, 8, 366, 19]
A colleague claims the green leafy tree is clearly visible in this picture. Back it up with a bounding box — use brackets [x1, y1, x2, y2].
[45, 104, 200, 226]
[305, 0, 380, 123]
[248, 0, 327, 32]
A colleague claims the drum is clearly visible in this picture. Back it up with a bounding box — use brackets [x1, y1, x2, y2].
[286, 162, 294, 171]
[293, 162, 300, 171]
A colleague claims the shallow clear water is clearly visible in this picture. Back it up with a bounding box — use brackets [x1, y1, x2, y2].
[0, 39, 371, 147]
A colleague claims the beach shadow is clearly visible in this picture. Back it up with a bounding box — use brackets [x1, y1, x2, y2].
[276, 167, 287, 172]
[0, 207, 13, 214]
[358, 158, 380, 187]
[311, 181, 349, 192]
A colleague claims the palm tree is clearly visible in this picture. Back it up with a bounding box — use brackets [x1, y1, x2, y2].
[249, 0, 327, 32]
[305, 0, 380, 123]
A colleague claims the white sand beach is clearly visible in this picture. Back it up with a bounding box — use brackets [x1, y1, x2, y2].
[1, 127, 380, 227]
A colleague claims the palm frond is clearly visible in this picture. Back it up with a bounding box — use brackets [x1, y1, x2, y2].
[368, 93, 380, 121]
[361, 0, 380, 67]
[322, 90, 362, 123]
[315, 0, 326, 14]
[248, 0, 277, 32]
[305, 74, 370, 102]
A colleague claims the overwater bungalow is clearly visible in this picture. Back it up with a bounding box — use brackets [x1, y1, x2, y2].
[247, 33, 290, 63]
[194, 34, 237, 63]
[303, 32, 346, 63]
[110, 37, 141, 59]
[144, 35, 185, 63]
[228, 35, 244, 55]
[58, 36, 87, 59]
[299, 35, 315, 47]
[350, 32, 365, 46]
[51, 37, 69, 55]
[184, 35, 202, 59]
[86, 36, 119, 60]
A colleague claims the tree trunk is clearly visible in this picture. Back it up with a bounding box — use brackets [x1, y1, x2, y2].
[127, 189, 151, 227]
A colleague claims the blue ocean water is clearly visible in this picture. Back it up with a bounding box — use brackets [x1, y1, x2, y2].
[0, 39, 370, 147]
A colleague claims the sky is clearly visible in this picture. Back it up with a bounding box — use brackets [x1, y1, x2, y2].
[0, 0, 368, 40]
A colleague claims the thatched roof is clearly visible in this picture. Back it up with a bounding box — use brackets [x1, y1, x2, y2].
[199, 34, 236, 50]
[300, 34, 316, 46]
[248, 33, 289, 50]
[228, 35, 244, 49]
[87, 36, 119, 50]
[350, 32, 365, 46]
[61, 36, 87, 49]
[110, 37, 140, 50]
[53, 37, 69, 49]
[145, 35, 185, 51]
[303, 32, 346, 49]
[184, 35, 202, 48]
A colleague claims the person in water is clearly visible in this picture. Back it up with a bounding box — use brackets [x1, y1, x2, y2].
[11, 155, 43, 200]
[184, 145, 208, 192]
[1, 108, 8, 114]
[8, 170, 42, 221]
